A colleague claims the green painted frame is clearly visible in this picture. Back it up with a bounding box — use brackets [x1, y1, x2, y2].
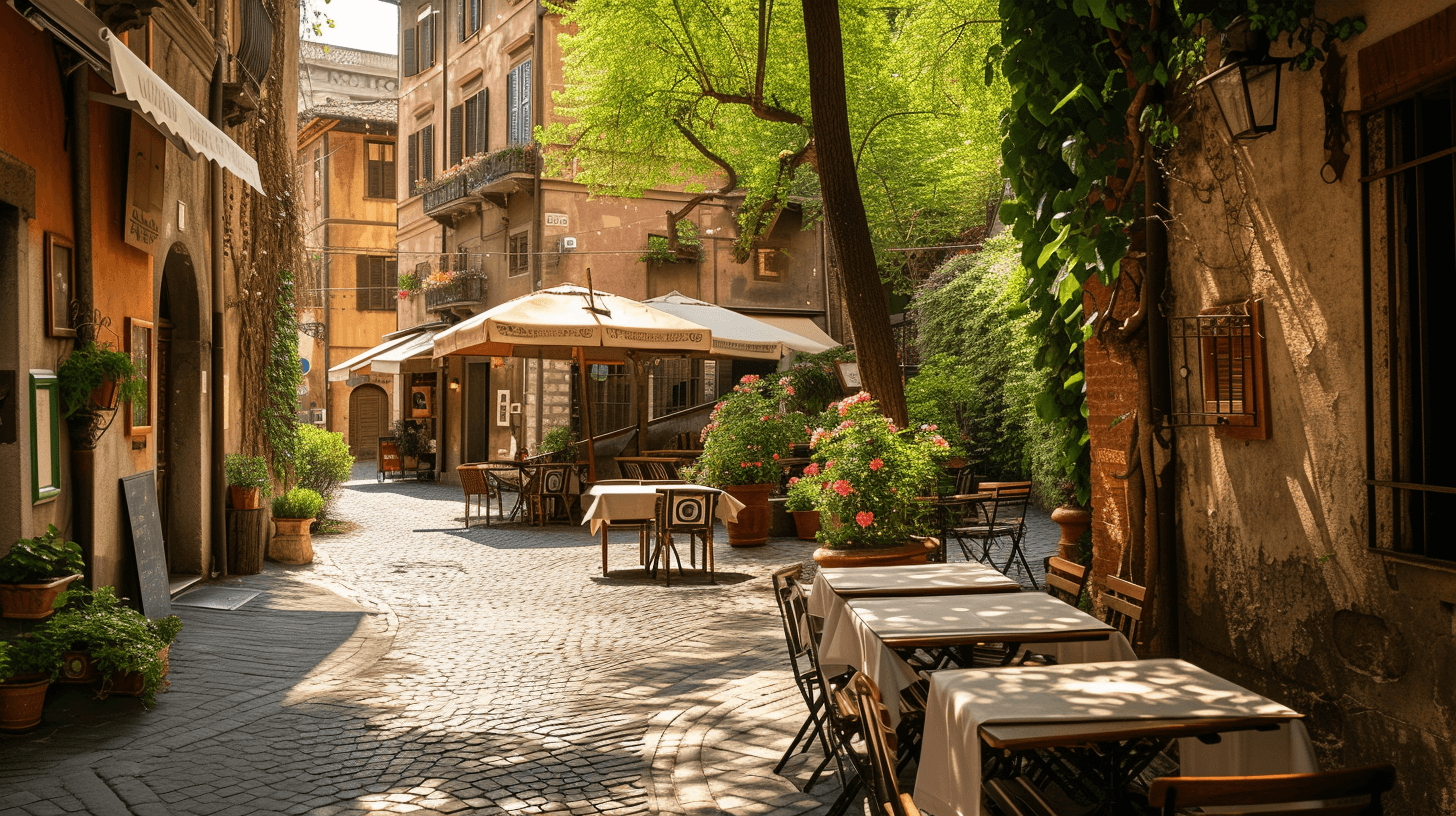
[29, 370, 61, 504]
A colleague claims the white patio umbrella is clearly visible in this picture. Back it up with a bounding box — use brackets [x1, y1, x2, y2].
[432, 283, 715, 480]
[642, 291, 838, 360]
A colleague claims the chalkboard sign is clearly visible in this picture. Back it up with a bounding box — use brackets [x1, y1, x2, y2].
[121, 471, 171, 618]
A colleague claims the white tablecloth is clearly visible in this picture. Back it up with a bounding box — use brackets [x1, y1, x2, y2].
[913, 659, 1314, 816]
[817, 592, 1134, 727]
[809, 564, 1020, 616]
[581, 484, 742, 535]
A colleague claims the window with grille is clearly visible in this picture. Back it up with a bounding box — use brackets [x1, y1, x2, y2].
[651, 359, 706, 419]
[1167, 300, 1269, 439]
[366, 141, 395, 199]
[582, 364, 632, 436]
[1363, 73, 1456, 563]
[508, 232, 529, 277]
[355, 256, 399, 311]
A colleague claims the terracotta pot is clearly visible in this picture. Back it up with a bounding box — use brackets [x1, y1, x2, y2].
[723, 483, 773, 547]
[229, 485, 262, 510]
[791, 510, 821, 542]
[0, 574, 82, 620]
[812, 536, 939, 568]
[101, 646, 169, 700]
[1050, 505, 1092, 562]
[268, 518, 314, 564]
[0, 675, 51, 731]
[89, 378, 120, 411]
[60, 651, 99, 684]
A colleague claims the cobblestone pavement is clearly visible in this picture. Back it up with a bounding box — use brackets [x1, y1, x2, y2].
[0, 466, 1059, 816]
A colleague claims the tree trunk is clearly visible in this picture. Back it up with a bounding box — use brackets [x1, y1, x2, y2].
[801, 0, 907, 427]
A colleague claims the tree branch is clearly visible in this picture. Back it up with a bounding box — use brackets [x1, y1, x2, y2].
[666, 121, 740, 251]
[855, 110, 939, 166]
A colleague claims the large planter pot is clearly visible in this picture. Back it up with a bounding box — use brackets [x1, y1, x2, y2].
[791, 511, 821, 542]
[723, 483, 774, 547]
[99, 646, 170, 700]
[229, 485, 262, 510]
[89, 378, 120, 411]
[60, 651, 99, 684]
[0, 675, 51, 731]
[268, 518, 314, 565]
[0, 574, 82, 620]
[812, 536, 939, 568]
[1050, 505, 1092, 562]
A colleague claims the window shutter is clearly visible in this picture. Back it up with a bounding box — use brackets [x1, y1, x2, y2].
[422, 15, 434, 68]
[407, 132, 419, 194]
[507, 67, 517, 146]
[383, 145, 397, 199]
[456, 0, 464, 41]
[370, 257, 388, 310]
[420, 125, 435, 183]
[468, 0, 479, 35]
[355, 255, 370, 311]
[386, 258, 399, 294]
[477, 89, 489, 154]
[402, 28, 417, 76]
[463, 95, 477, 158]
[449, 104, 464, 168]
[518, 60, 532, 143]
[366, 146, 382, 198]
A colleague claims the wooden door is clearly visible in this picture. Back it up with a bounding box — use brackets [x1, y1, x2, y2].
[349, 385, 388, 460]
[155, 318, 172, 565]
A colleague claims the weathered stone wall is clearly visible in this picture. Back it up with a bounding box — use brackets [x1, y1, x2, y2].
[1165, 2, 1455, 810]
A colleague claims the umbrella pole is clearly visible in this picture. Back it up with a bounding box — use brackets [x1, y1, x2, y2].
[575, 346, 598, 483]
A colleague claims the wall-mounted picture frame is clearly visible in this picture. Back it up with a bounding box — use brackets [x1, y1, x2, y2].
[29, 371, 61, 504]
[44, 233, 76, 338]
[126, 317, 153, 436]
[410, 385, 433, 418]
[495, 389, 510, 426]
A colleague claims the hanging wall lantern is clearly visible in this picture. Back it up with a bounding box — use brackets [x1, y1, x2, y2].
[1198, 20, 1285, 141]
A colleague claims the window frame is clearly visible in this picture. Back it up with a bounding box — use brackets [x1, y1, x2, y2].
[365, 139, 396, 200]
[126, 317, 154, 436]
[508, 231, 529, 277]
[356, 255, 399, 311]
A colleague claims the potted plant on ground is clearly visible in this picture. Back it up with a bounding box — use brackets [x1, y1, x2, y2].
[269, 487, 324, 565]
[57, 339, 145, 420]
[0, 636, 63, 731]
[539, 424, 577, 463]
[784, 471, 824, 542]
[807, 391, 952, 568]
[391, 419, 434, 473]
[35, 585, 182, 707]
[0, 525, 85, 619]
[1049, 481, 1092, 562]
[681, 375, 798, 547]
[224, 454, 271, 510]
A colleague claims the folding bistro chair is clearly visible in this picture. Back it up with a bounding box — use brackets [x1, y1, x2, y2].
[957, 481, 1037, 586]
[1044, 556, 1089, 608]
[530, 463, 578, 526]
[456, 464, 499, 528]
[769, 565, 835, 792]
[1098, 574, 1146, 646]
[648, 486, 719, 584]
[1148, 764, 1396, 815]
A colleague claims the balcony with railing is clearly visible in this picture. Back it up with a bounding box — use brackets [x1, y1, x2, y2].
[425, 272, 488, 316]
[422, 145, 540, 223]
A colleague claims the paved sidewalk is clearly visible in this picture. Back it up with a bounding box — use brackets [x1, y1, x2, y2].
[0, 466, 1059, 815]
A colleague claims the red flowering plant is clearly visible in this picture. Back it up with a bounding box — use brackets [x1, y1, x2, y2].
[680, 374, 799, 487]
[809, 391, 950, 549]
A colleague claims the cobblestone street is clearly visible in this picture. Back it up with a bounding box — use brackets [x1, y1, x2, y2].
[0, 468, 1057, 816]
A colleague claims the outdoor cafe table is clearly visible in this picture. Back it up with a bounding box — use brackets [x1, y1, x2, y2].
[486, 460, 583, 522]
[580, 483, 744, 535]
[817, 592, 1135, 726]
[807, 563, 1021, 628]
[913, 659, 1316, 816]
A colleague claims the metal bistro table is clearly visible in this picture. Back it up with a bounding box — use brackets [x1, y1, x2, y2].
[483, 460, 583, 523]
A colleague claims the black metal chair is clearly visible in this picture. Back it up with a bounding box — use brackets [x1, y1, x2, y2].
[648, 486, 719, 584]
[530, 463, 578, 526]
[769, 565, 835, 792]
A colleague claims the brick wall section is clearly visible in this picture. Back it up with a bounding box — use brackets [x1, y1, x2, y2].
[1082, 269, 1148, 600]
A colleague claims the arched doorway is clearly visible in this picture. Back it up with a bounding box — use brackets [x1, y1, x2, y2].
[349, 384, 389, 461]
[158, 244, 205, 578]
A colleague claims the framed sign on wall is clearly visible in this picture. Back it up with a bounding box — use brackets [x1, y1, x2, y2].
[29, 371, 61, 504]
[496, 390, 510, 426]
[44, 233, 75, 338]
[126, 317, 153, 435]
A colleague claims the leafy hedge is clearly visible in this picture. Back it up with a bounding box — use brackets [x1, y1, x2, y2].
[293, 426, 354, 519]
[910, 236, 1069, 508]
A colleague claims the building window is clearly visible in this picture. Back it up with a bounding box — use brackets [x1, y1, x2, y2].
[651, 359, 708, 419]
[756, 247, 788, 280]
[408, 124, 434, 195]
[508, 232, 529, 277]
[1167, 301, 1269, 440]
[356, 255, 399, 311]
[366, 141, 396, 199]
[1363, 76, 1456, 563]
[402, 5, 435, 77]
[465, 89, 488, 156]
[507, 60, 532, 145]
[457, 0, 479, 40]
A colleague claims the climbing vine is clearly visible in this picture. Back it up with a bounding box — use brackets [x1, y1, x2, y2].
[993, 0, 1364, 504]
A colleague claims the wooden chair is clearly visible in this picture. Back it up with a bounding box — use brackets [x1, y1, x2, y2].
[649, 487, 719, 584]
[1044, 556, 1089, 608]
[769, 565, 834, 792]
[845, 672, 919, 816]
[530, 463, 578, 526]
[456, 464, 499, 528]
[1099, 574, 1146, 645]
[600, 497, 660, 577]
[617, 459, 646, 479]
[1147, 764, 1397, 815]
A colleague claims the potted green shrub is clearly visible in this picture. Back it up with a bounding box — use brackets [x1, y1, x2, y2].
[224, 454, 270, 510]
[0, 636, 63, 731]
[391, 420, 434, 473]
[681, 375, 798, 547]
[294, 426, 355, 521]
[806, 391, 951, 568]
[0, 525, 85, 619]
[538, 425, 577, 463]
[784, 472, 823, 541]
[57, 339, 145, 419]
[269, 487, 324, 565]
[35, 586, 181, 707]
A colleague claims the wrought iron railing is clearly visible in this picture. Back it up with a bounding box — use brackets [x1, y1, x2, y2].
[420, 145, 540, 213]
[425, 273, 488, 312]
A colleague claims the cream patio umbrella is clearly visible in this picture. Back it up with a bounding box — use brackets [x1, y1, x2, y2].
[643, 291, 838, 360]
[432, 283, 715, 480]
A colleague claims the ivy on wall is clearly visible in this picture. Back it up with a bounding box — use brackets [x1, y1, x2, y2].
[992, 0, 1363, 505]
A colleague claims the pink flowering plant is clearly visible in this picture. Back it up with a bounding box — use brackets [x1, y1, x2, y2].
[809, 391, 950, 549]
[681, 375, 798, 487]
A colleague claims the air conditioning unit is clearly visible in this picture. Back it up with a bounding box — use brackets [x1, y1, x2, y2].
[560, 236, 577, 252]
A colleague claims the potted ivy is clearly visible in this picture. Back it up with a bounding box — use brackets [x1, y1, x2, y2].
[224, 454, 270, 510]
[539, 425, 577, 463]
[807, 392, 951, 568]
[36, 585, 182, 707]
[57, 339, 145, 419]
[681, 375, 798, 547]
[784, 472, 823, 541]
[0, 636, 63, 731]
[269, 487, 324, 565]
[0, 525, 85, 619]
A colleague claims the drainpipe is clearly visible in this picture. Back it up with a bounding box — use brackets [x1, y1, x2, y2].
[532, 1, 544, 291]
[209, 46, 226, 577]
[68, 64, 95, 583]
[1144, 149, 1177, 656]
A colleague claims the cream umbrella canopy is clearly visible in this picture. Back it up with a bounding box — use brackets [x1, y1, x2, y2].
[432, 283, 715, 480]
[642, 292, 838, 360]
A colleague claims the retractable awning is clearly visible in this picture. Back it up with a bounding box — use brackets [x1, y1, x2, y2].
[326, 333, 419, 382]
[752, 315, 839, 350]
[368, 330, 440, 375]
[643, 292, 835, 360]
